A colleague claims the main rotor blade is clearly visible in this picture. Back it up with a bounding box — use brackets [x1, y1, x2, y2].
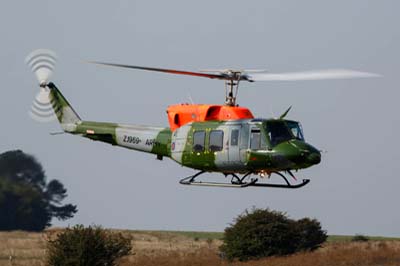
[199, 69, 267, 73]
[248, 69, 381, 81]
[88, 61, 225, 80]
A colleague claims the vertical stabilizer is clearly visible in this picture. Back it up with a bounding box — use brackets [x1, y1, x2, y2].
[47, 82, 81, 132]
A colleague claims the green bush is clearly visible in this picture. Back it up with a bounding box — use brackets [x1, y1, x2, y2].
[352, 234, 369, 242]
[295, 217, 327, 251]
[220, 208, 327, 261]
[47, 225, 132, 266]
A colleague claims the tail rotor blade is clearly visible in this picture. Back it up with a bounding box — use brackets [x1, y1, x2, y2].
[26, 49, 58, 122]
[29, 87, 57, 122]
[25, 49, 57, 86]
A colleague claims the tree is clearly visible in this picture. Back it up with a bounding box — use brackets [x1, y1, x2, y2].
[47, 225, 132, 266]
[220, 208, 327, 261]
[0, 150, 77, 231]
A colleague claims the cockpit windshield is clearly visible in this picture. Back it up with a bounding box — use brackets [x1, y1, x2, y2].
[264, 120, 305, 146]
[286, 120, 305, 141]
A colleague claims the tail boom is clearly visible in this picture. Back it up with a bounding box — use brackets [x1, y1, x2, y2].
[75, 122, 171, 157]
[47, 83, 171, 157]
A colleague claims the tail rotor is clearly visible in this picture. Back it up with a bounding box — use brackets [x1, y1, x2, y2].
[25, 49, 58, 122]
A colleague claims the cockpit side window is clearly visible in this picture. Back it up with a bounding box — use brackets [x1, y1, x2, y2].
[265, 121, 293, 146]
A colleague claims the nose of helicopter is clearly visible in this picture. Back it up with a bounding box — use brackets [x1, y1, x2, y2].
[300, 141, 321, 166]
[307, 150, 321, 165]
[272, 140, 321, 169]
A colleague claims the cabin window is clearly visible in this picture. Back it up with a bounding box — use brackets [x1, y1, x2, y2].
[193, 131, 205, 152]
[231, 129, 239, 146]
[250, 128, 261, 150]
[240, 124, 249, 149]
[209, 130, 224, 152]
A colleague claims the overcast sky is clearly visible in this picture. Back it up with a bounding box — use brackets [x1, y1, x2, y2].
[1, 1, 399, 236]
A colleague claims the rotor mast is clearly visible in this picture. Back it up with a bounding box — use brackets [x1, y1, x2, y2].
[224, 70, 243, 106]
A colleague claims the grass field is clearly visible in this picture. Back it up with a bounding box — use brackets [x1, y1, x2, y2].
[1, 229, 399, 266]
[126, 230, 400, 242]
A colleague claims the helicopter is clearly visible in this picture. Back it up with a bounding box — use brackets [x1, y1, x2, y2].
[25, 49, 380, 189]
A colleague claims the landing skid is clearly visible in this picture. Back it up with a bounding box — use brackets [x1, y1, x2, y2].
[179, 171, 310, 189]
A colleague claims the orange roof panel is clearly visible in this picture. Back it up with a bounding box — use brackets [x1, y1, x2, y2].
[166, 104, 254, 131]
